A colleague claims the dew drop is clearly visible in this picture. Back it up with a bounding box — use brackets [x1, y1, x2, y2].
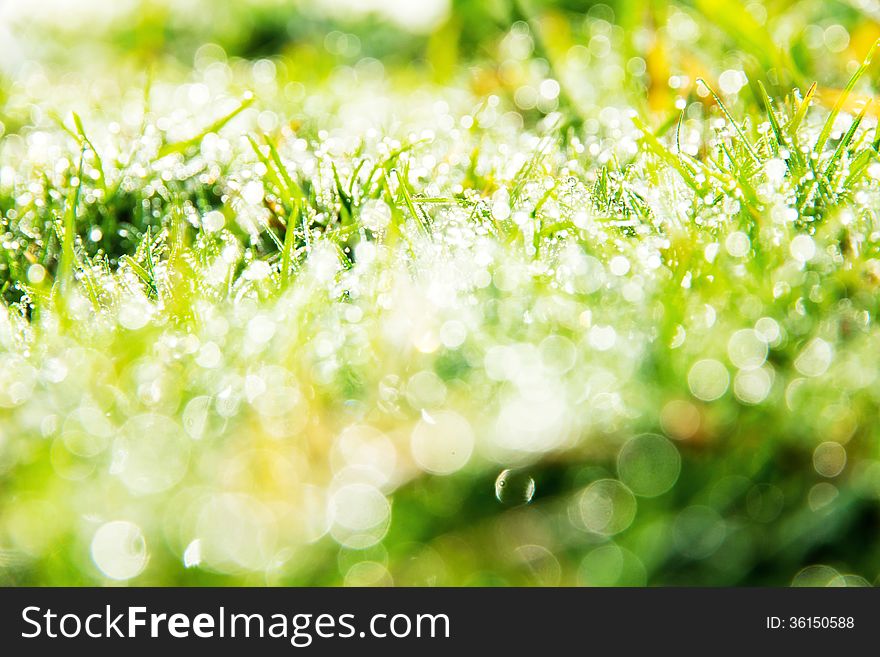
[494, 469, 536, 506]
[360, 199, 392, 232]
[202, 210, 225, 233]
[183, 538, 202, 568]
[91, 521, 147, 581]
[617, 433, 681, 498]
[578, 479, 637, 535]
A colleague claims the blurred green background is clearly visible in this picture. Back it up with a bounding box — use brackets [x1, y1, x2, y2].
[1, 0, 879, 588]
[4, 0, 880, 112]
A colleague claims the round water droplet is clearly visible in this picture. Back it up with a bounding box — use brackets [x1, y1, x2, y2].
[328, 484, 391, 549]
[727, 329, 767, 370]
[515, 544, 560, 586]
[813, 441, 847, 478]
[617, 433, 681, 497]
[360, 199, 392, 232]
[577, 544, 647, 586]
[410, 411, 473, 475]
[792, 564, 839, 587]
[688, 359, 729, 401]
[827, 574, 870, 587]
[494, 469, 536, 506]
[202, 210, 225, 233]
[91, 521, 147, 581]
[578, 479, 637, 535]
[182, 396, 212, 440]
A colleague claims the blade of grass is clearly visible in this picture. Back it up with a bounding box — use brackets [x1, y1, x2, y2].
[757, 81, 786, 153]
[347, 158, 367, 198]
[248, 134, 310, 281]
[158, 92, 255, 159]
[815, 40, 880, 155]
[698, 78, 760, 164]
[331, 161, 353, 224]
[676, 109, 685, 155]
[279, 204, 300, 286]
[71, 112, 107, 196]
[632, 115, 700, 191]
[247, 135, 292, 206]
[265, 138, 311, 260]
[59, 145, 86, 293]
[843, 146, 880, 190]
[789, 82, 817, 135]
[121, 254, 155, 292]
[393, 168, 430, 235]
[825, 100, 871, 181]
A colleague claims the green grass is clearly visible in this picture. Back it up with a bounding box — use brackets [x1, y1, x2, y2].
[1, 0, 880, 587]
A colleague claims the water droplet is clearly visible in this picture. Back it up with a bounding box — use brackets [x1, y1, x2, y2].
[813, 441, 847, 478]
[514, 544, 560, 585]
[242, 180, 264, 204]
[202, 210, 225, 233]
[727, 329, 768, 370]
[494, 469, 536, 506]
[725, 231, 750, 257]
[617, 433, 681, 497]
[688, 359, 729, 401]
[577, 544, 646, 586]
[360, 199, 392, 232]
[183, 539, 202, 568]
[182, 396, 211, 440]
[578, 479, 637, 535]
[827, 574, 870, 587]
[91, 521, 147, 581]
[243, 260, 272, 281]
[792, 564, 839, 587]
[410, 411, 473, 475]
[794, 338, 833, 377]
[329, 484, 391, 549]
[733, 366, 773, 404]
[808, 482, 838, 511]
